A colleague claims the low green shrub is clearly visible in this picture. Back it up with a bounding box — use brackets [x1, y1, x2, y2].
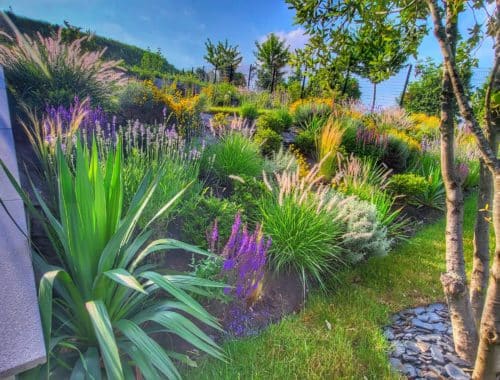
[254, 127, 282, 155]
[117, 81, 165, 123]
[240, 103, 259, 120]
[293, 103, 331, 129]
[294, 130, 316, 156]
[333, 194, 391, 264]
[387, 173, 429, 205]
[382, 136, 410, 172]
[201, 132, 264, 187]
[410, 154, 445, 210]
[229, 175, 268, 222]
[179, 194, 243, 248]
[256, 109, 293, 133]
[204, 82, 241, 106]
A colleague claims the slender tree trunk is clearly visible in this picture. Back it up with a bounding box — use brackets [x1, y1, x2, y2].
[371, 82, 377, 113]
[427, 0, 500, 373]
[471, 61, 498, 325]
[472, 172, 500, 379]
[471, 160, 493, 325]
[427, 0, 479, 362]
[439, 69, 479, 363]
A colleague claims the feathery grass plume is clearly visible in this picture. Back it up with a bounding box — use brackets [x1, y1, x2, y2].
[0, 13, 125, 110]
[316, 117, 345, 180]
[209, 114, 255, 139]
[19, 98, 91, 210]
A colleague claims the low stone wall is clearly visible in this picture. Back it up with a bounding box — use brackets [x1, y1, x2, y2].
[0, 66, 46, 378]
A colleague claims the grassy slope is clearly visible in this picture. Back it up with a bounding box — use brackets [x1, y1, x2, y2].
[0, 11, 177, 71]
[186, 196, 483, 379]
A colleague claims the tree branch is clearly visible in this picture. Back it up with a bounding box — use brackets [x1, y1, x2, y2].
[426, 0, 499, 173]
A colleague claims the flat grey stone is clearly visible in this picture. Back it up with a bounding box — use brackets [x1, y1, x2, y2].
[414, 307, 426, 315]
[428, 303, 445, 312]
[392, 342, 405, 357]
[0, 129, 22, 201]
[403, 364, 417, 377]
[0, 199, 46, 377]
[415, 333, 441, 342]
[416, 341, 430, 352]
[417, 313, 430, 322]
[402, 353, 418, 363]
[430, 344, 444, 364]
[444, 353, 470, 367]
[412, 318, 435, 331]
[432, 323, 448, 333]
[390, 357, 405, 372]
[404, 341, 420, 353]
[444, 363, 469, 380]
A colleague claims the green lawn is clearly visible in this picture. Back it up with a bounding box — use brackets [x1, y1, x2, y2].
[185, 197, 481, 379]
[207, 106, 272, 116]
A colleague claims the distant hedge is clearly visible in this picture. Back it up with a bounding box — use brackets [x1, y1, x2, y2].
[0, 11, 178, 72]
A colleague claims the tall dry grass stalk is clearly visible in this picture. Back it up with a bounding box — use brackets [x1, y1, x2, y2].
[316, 117, 345, 179]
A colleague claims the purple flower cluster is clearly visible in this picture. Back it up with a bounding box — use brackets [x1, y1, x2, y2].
[207, 213, 270, 303]
[356, 127, 388, 150]
[44, 96, 107, 132]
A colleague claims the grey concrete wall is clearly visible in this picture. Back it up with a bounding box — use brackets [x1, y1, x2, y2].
[0, 66, 46, 378]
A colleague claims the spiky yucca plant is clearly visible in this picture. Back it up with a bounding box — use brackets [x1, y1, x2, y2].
[2, 137, 224, 379]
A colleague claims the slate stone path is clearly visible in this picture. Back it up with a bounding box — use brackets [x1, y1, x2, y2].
[384, 303, 473, 379]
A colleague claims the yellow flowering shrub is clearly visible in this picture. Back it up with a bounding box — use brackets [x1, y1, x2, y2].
[145, 80, 206, 136]
[408, 113, 440, 141]
[386, 128, 421, 152]
[289, 97, 334, 114]
[289, 144, 309, 178]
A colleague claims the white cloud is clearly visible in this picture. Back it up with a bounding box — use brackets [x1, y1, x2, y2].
[259, 28, 309, 52]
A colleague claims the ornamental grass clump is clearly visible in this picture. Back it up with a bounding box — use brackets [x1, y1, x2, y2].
[0, 15, 125, 111]
[1, 137, 225, 379]
[261, 164, 344, 290]
[201, 132, 263, 188]
[208, 213, 270, 306]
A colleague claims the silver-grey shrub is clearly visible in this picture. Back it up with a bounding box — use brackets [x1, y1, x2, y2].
[331, 193, 392, 264]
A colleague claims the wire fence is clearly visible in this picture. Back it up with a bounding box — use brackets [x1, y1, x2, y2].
[180, 63, 493, 109]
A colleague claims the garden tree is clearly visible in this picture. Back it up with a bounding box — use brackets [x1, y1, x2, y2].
[140, 48, 167, 73]
[403, 44, 479, 116]
[351, 19, 421, 111]
[254, 33, 290, 93]
[290, 46, 361, 99]
[287, 0, 426, 111]
[204, 38, 243, 83]
[288, 0, 499, 376]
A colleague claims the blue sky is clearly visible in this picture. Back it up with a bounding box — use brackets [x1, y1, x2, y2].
[1, 0, 495, 106]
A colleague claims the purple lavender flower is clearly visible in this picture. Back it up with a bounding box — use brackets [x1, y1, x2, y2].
[207, 213, 270, 306]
